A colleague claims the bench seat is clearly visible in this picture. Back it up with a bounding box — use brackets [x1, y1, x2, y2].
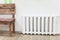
[0, 18, 15, 23]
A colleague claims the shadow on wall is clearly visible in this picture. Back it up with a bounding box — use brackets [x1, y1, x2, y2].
[15, 19, 22, 32]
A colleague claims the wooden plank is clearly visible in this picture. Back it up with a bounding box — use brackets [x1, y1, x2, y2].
[0, 9, 15, 14]
[0, 4, 15, 9]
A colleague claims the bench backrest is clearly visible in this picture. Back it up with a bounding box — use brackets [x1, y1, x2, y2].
[0, 4, 15, 15]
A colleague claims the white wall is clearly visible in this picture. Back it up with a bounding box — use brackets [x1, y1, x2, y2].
[0, 0, 60, 34]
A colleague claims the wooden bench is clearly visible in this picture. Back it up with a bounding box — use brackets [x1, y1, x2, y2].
[0, 4, 15, 36]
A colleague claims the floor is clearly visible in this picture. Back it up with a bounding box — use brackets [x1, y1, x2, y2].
[0, 31, 60, 40]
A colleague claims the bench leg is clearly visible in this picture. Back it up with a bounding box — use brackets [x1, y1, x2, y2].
[13, 22, 15, 33]
[9, 23, 12, 36]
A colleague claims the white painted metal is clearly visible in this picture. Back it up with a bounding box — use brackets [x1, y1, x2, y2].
[49, 17, 52, 35]
[38, 17, 40, 34]
[45, 17, 48, 34]
[53, 17, 56, 35]
[26, 17, 29, 34]
[22, 16, 25, 34]
[22, 16, 56, 35]
[42, 17, 44, 34]
[30, 17, 33, 34]
[34, 17, 36, 34]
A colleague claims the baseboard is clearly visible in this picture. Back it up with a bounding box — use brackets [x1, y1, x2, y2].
[0, 30, 60, 34]
[0, 30, 22, 33]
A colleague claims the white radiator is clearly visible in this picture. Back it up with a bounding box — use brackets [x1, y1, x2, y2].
[22, 16, 56, 35]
